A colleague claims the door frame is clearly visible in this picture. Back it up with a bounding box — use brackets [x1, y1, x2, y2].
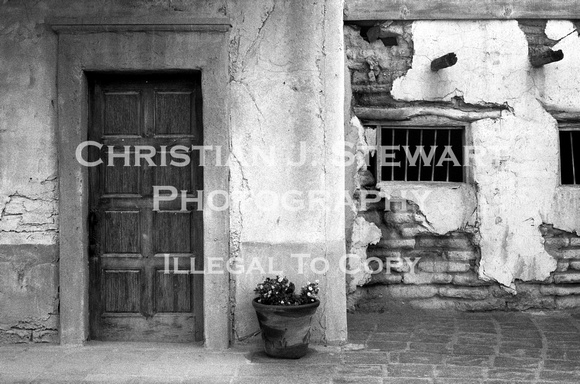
[51, 18, 231, 348]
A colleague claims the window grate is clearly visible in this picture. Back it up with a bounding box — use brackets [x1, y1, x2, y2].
[374, 125, 464, 183]
[559, 124, 580, 185]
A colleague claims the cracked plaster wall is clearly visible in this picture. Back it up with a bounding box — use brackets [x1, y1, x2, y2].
[0, 3, 60, 341]
[387, 20, 580, 290]
[228, 0, 346, 344]
[0, 0, 224, 343]
[0, 0, 347, 344]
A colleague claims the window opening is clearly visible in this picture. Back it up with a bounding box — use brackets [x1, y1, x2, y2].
[372, 124, 465, 183]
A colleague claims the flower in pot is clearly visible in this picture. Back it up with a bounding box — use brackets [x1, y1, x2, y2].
[252, 276, 320, 359]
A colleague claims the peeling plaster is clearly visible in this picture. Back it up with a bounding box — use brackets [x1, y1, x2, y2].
[540, 21, 580, 112]
[377, 182, 478, 235]
[347, 216, 382, 292]
[472, 103, 559, 289]
[389, 20, 568, 289]
[0, 180, 58, 245]
[392, 21, 532, 105]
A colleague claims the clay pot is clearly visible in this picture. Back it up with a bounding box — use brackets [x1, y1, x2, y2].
[252, 298, 320, 359]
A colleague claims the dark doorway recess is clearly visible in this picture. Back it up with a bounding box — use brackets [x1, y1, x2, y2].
[87, 72, 204, 342]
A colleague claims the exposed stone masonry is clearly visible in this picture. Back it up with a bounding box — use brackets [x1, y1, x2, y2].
[348, 193, 580, 312]
[345, 21, 413, 108]
[346, 19, 580, 312]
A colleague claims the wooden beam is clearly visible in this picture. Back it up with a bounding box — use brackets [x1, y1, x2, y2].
[529, 48, 564, 68]
[547, 111, 580, 122]
[431, 53, 457, 71]
[344, 0, 580, 20]
[354, 106, 507, 122]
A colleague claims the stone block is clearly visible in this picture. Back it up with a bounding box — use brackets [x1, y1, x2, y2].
[571, 238, 580, 246]
[376, 239, 416, 249]
[359, 210, 383, 228]
[553, 249, 580, 259]
[452, 273, 493, 287]
[361, 198, 386, 212]
[456, 298, 506, 311]
[438, 287, 490, 300]
[387, 200, 414, 213]
[569, 260, 580, 270]
[351, 71, 369, 84]
[556, 260, 570, 272]
[553, 272, 580, 284]
[379, 227, 403, 240]
[387, 257, 410, 273]
[0, 330, 27, 343]
[400, 226, 430, 238]
[501, 284, 556, 310]
[403, 272, 453, 285]
[409, 297, 457, 310]
[32, 330, 58, 343]
[540, 285, 580, 296]
[357, 169, 376, 188]
[369, 272, 403, 285]
[416, 236, 472, 249]
[555, 296, 580, 309]
[384, 212, 414, 225]
[513, 283, 542, 294]
[366, 248, 402, 259]
[386, 285, 438, 299]
[5, 329, 32, 343]
[544, 237, 570, 247]
[418, 260, 471, 273]
[404, 249, 441, 259]
[444, 251, 477, 261]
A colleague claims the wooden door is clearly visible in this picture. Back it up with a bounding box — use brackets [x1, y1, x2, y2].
[88, 73, 203, 342]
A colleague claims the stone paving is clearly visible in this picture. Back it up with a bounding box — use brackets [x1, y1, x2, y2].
[2, 309, 580, 383]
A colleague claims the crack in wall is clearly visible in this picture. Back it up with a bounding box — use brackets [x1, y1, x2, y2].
[236, 1, 276, 77]
[346, 20, 571, 299]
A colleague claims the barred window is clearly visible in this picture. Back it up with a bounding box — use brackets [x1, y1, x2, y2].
[372, 125, 465, 183]
[559, 123, 580, 185]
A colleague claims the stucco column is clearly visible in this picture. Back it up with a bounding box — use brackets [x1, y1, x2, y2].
[229, 0, 347, 344]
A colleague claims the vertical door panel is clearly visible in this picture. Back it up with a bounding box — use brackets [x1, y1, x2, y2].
[88, 73, 203, 342]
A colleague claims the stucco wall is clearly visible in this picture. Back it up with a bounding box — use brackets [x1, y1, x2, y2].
[346, 19, 580, 308]
[0, 3, 60, 342]
[227, 0, 346, 344]
[0, 0, 346, 345]
[391, 20, 578, 289]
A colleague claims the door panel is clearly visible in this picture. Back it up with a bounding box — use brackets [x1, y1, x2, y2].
[154, 91, 195, 135]
[88, 73, 203, 342]
[103, 92, 141, 135]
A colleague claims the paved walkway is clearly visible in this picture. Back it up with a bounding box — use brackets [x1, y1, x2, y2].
[2, 309, 580, 383]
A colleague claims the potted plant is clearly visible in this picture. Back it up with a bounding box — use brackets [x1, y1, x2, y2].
[252, 276, 320, 359]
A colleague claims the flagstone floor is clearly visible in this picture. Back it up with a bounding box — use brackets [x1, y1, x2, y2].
[2, 308, 580, 383]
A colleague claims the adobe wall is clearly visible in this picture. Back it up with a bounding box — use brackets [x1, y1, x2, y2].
[346, 20, 580, 311]
[0, 0, 347, 344]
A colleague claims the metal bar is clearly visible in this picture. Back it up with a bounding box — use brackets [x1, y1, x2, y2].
[418, 129, 423, 181]
[431, 129, 437, 181]
[392, 128, 395, 181]
[571, 131, 577, 185]
[376, 124, 381, 182]
[404, 129, 409, 181]
[446, 130, 451, 182]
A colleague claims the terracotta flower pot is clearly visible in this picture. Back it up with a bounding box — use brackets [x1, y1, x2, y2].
[252, 298, 320, 359]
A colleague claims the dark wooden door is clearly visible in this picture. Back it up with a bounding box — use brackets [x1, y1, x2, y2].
[88, 73, 203, 342]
